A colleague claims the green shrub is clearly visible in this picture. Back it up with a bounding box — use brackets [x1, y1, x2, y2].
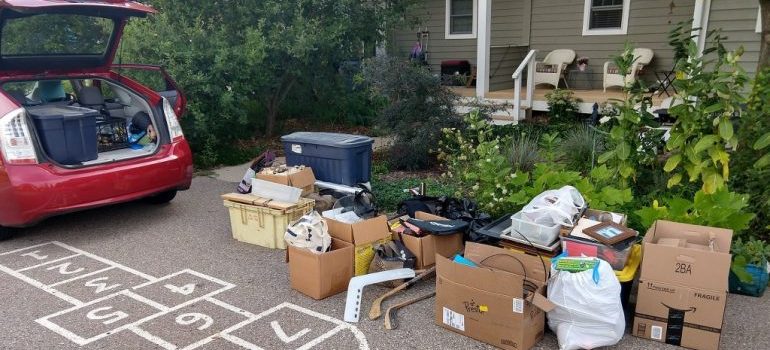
[505, 134, 541, 172]
[559, 124, 603, 174]
[635, 189, 755, 233]
[733, 68, 770, 241]
[545, 89, 581, 123]
[438, 110, 632, 217]
[372, 177, 459, 213]
[362, 56, 462, 170]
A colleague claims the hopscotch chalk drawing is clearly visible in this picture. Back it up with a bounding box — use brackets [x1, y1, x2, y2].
[0, 241, 369, 350]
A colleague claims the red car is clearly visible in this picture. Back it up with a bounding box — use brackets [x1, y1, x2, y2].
[0, 0, 193, 239]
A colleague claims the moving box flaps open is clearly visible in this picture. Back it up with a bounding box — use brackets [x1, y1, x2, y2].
[463, 241, 549, 285]
[325, 215, 390, 246]
[634, 220, 733, 350]
[287, 238, 353, 300]
[395, 211, 464, 269]
[641, 220, 733, 291]
[434, 243, 554, 350]
[325, 215, 392, 275]
[257, 166, 316, 194]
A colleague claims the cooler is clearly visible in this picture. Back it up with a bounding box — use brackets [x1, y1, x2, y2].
[281, 132, 373, 186]
[28, 105, 99, 165]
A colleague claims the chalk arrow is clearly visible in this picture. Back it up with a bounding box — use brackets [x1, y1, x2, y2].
[270, 320, 310, 344]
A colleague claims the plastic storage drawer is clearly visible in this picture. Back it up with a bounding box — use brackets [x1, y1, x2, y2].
[510, 211, 562, 246]
[561, 235, 634, 270]
[28, 105, 99, 165]
[281, 132, 373, 186]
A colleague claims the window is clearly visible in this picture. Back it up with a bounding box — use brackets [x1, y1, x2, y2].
[445, 0, 477, 39]
[582, 0, 630, 36]
[1, 14, 114, 56]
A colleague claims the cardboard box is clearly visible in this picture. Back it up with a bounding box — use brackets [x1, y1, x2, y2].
[257, 166, 316, 195]
[633, 279, 727, 350]
[394, 212, 464, 269]
[325, 215, 392, 275]
[640, 220, 733, 291]
[634, 220, 733, 350]
[435, 242, 553, 350]
[287, 238, 354, 300]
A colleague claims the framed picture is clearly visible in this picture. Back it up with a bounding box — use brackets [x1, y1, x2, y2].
[582, 222, 637, 245]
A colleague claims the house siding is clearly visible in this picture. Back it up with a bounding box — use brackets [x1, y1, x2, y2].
[392, 0, 526, 89]
[529, 0, 695, 90]
[708, 0, 761, 77]
[489, 45, 529, 91]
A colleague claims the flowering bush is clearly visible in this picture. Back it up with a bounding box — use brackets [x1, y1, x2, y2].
[438, 110, 632, 217]
[545, 89, 581, 122]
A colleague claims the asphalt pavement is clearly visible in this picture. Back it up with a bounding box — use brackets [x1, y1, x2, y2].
[1, 175, 769, 350]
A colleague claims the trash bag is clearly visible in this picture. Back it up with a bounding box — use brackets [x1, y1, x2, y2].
[522, 186, 586, 227]
[284, 212, 331, 253]
[397, 196, 492, 242]
[547, 258, 625, 350]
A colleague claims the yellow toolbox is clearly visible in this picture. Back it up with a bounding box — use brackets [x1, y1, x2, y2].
[222, 193, 314, 249]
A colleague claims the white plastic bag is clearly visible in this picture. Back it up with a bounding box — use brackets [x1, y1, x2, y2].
[284, 211, 331, 253]
[547, 258, 625, 350]
[522, 186, 586, 227]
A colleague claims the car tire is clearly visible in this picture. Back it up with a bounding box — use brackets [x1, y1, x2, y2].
[144, 190, 178, 204]
[0, 226, 15, 241]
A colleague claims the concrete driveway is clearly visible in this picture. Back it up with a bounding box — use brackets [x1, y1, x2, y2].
[0, 175, 768, 350]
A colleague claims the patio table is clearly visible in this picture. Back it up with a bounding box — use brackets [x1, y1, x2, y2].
[566, 68, 592, 90]
[655, 70, 677, 97]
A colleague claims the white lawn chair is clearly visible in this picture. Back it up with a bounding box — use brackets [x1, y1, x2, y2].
[603, 48, 654, 92]
[533, 49, 576, 88]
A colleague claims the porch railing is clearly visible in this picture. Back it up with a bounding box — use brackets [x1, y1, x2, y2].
[512, 49, 537, 120]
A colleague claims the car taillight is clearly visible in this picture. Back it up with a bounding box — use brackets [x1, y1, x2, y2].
[0, 108, 38, 165]
[163, 97, 184, 141]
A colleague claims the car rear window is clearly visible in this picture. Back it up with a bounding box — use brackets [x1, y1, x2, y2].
[1, 14, 114, 56]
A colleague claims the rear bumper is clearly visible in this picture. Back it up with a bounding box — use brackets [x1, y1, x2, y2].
[0, 140, 193, 227]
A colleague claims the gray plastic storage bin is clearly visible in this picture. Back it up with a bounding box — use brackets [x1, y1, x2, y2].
[28, 105, 99, 165]
[281, 132, 373, 186]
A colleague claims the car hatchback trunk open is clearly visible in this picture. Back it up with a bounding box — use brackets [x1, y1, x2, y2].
[4, 78, 161, 167]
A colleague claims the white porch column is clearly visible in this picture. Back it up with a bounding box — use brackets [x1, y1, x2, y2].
[691, 0, 711, 56]
[476, 0, 491, 98]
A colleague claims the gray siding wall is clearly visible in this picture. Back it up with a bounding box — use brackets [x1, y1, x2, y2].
[529, 0, 695, 89]
[392, 0, 526, 88]
[392, 1, 477, 73]
[708, 0, 761, 77]
[489, 45, 529, 90]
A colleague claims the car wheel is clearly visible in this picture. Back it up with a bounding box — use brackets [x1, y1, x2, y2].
[0, 226, 15, 241]
[145, 190, 178, 204]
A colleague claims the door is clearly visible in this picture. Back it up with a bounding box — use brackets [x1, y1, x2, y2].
[110, 64, 187, 117]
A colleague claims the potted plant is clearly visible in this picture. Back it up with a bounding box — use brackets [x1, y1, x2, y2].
[729, 238, 770, 297]
[577, 57, 589, 71]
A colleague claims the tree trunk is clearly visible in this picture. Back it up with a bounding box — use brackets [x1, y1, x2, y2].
[265, 101, 278, 138]
[759, 0, 770, 72]
[261, 74, 297, 137]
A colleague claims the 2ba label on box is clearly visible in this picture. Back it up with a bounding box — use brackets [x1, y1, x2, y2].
[674, 262, 692, 275]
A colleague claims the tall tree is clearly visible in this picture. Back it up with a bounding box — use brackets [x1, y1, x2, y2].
[118, 0, 417, 165]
